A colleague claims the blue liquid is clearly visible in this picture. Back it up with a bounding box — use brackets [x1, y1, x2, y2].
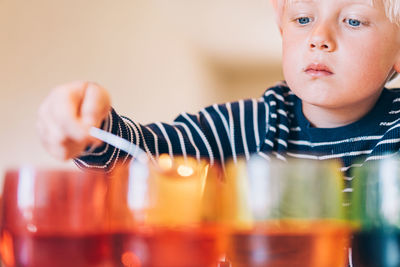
[352, 229, 400, 267]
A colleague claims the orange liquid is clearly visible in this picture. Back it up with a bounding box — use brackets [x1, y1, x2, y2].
[0, 226, 221, 267]
[226, 220, 350, 267]
[112, 225, 222, 267]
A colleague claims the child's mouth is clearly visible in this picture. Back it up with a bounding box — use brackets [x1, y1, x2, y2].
[304, 63, 334, 77]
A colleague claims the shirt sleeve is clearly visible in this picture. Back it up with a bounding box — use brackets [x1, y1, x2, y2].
[74, 98, 268, 172]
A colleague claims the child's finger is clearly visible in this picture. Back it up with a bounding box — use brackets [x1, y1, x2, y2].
[48, 91, 88, 142]
[40, 117, 95, 160]
[37, 116, 74, 160]
[80, 82, 111, 128]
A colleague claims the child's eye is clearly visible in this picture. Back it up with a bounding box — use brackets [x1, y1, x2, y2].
[297, 17, 312, 25]
[345, 18, 362, 27]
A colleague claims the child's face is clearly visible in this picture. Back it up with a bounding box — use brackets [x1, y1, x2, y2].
[279, 0, 400, 111]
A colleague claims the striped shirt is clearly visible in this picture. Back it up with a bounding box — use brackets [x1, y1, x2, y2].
[76, 81, 400, 184]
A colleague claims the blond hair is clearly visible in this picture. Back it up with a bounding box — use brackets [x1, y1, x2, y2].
[382, 0, 400, 25]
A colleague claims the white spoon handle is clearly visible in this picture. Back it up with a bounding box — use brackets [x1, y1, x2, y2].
[89, 127, 148, 163]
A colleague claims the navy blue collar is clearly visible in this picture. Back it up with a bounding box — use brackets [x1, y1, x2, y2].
[294, 88, 393, 142]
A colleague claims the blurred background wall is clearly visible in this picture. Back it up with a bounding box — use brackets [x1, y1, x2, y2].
[1, 1, 399, 173]
[0, 0, 283, 171]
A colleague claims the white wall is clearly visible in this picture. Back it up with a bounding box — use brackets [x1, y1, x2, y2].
[0, 1, 282, 172]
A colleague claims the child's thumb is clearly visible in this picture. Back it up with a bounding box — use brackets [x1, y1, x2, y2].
[80, 82, 111, 128]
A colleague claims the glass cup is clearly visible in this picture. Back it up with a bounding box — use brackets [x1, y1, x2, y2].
[107, 154, 223, 267]
[221, 156, 350, 267]
[351, 157, 400, 267]
[0, 167, 111, 267]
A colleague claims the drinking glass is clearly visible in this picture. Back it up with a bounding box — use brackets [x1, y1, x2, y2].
[351, 157, 400, 267]
[0, 167, 111, 267]
[221, 156, 350, 267]
[107, 154, 223, 267]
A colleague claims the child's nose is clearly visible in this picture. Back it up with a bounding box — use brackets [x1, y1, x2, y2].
[308, 24, 336, 52]
[310, 41, 331, 50]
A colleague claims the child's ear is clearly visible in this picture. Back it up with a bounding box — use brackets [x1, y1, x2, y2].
[270, 0, 284, 33]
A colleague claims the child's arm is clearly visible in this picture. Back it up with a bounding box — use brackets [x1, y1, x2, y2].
[37, 81, 268, 170]
[75, 98, 268, 171]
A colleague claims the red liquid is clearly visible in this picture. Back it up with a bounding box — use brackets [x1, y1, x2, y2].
[0, 230, 113, 267]
[0, 226, 221, 267]
[226, 221, 350, 267]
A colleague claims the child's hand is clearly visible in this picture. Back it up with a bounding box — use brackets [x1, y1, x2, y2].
[37, 81, 111, 160]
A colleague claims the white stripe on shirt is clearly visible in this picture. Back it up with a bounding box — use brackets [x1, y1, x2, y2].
[226, 103, 237, 164]
[181, 113, 215, 165]
[202, 109, 226, 171]
[239, 100, 250, 160]
[173, 122, 201, 162]
[155, 122, 174, 160]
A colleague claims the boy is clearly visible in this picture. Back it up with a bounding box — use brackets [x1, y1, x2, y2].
[38, 0, 400, 175]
